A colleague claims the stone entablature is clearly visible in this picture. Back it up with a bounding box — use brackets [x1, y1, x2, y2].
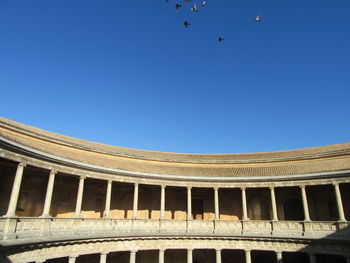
[3, 236, 350, 263]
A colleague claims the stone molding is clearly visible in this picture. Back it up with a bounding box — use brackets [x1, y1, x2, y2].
[3, 236, 350, 263]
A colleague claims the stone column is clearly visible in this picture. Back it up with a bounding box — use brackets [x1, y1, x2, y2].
[241, 187, 248, 220]
[270, 186, 278, 221]
[41, 170, 56, 217]
[214, 187, 220, 220]
[216, 249, 222, 263]
[100, 252, 108, 263]
[334, 183, 346, 222]
[187, 249, 193, 263]
[68, 256, 76, 263]
[5, 162, 26, 217]
[160, 185, 166, 219]
[187, 186, 192, 220]
[104, 180, 112, 218]
[75, 176, 86, 218]
[276, 251, 283, 263]
[132, 183, 139, 219]
[245, 250, 251, 263]
[130, 250, 137, 263]
[309, 253, 316, 263]
[300, 185, 310, 221]
[159, 249, 165, 263]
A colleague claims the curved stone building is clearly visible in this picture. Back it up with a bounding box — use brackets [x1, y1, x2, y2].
[0, 117, 349, 263]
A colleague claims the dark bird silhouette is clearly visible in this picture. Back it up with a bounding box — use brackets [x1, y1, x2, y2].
[176, 3, 182, 10]
[184, 0, 191, 3]
[190, 3, 198, 12]
[201, 1, 207, 7]
[218, 36, 224, 42]
[184, 21, 191, 28]
[255, 15, 261, 22]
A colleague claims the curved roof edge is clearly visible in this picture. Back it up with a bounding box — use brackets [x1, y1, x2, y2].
[1, 117, 350, 164]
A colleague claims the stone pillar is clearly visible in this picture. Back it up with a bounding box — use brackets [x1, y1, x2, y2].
[132, 183, 139, 219]
[187, 186, 192, 220]
[300, 185, 310, 221]
[241, 187, 248, 220]
[41, 170, 56, 217]
[276, 251, 283, 263]
[100, 252, 108, 263]
[187, 249, 193, 263]
[245, 250, 251, 263]
[5, 162, 26, 217]
[214, 187, 220, 220]
[334, 183, 346, 222]
[270, 186, 278, 221]
[104, 180, 112, 218]
[216, 249, 222, 263]
[130, 250, 137, 263]
[68, 256, 76, 263]
[75, 176, 86, 218]
[309, 253, 316, 263]
[159, 249, 165, 263]
[160, 185, 166, 219]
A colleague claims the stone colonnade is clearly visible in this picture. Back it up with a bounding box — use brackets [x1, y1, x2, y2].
[4, 162, 348, 222]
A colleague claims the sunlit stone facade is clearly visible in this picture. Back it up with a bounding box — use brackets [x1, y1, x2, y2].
[0, 117, 350, 263]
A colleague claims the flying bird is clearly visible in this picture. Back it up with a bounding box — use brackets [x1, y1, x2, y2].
[190, 3, 198, 12]
[218, 36, 224, 42]
[175, 3, 182, 10]
[255, 15, 261, 22]
[184, 21, 191, 28]
[201, 1, 207, 7]
[175, 4, 182, 11]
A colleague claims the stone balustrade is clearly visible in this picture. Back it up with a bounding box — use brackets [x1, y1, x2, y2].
[1, 218, 349, 244]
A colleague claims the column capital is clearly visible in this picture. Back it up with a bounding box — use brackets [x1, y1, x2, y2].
[100, 252, 109, 256]
[134, 183, 139, 187]
[216, 248, 222, 252]
[159, 248, 166, 252]
[49, 169, 57, 175]
[161, 184, 166, 189]
[299, 185, 306, 189]
[107, 179, 113, 184]
[333, 182, 340, 186]
[80, 175, 87, 180]
[269, 186, 275, 190]
[241, 187, 246, 190]
[187, 186, 192, 190]
[131, 250, 138, 254]
[214, 186, 219, 190]
[18, 162, 26, 168]
[244, 249, 251, 253]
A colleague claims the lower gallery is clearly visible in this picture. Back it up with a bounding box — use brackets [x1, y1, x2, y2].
[0, 118, 349, 263]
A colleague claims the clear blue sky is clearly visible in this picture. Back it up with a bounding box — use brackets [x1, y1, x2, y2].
[0, 0, 349, 154]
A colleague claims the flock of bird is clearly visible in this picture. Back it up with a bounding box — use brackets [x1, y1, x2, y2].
[166, 0, 262, 42]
